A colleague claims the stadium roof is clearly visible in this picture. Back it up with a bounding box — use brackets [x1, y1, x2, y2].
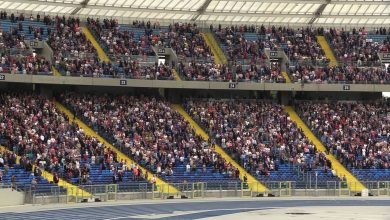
[1, 0, 389, 26]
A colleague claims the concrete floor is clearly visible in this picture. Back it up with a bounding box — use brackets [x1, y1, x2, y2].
[0, 197, 389, 220]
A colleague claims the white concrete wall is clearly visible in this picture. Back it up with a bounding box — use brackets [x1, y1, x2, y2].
[0, 188, 25, 206]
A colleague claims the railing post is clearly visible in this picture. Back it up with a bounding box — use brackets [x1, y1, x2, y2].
[202, 183, 205, 198]
[240, 182, 243, 197]
[75, 187, 78, 203]
[151, 183, 155, 200]
[192, 183, 195, 199]
[66, 188, 68, 204]
[105, 185, 109, 202]
[115, 184, 118, 201]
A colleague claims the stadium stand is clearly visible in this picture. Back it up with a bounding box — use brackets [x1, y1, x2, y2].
[86, 18, 157, 59]
[177, 61, 284, 82]
[325, 27, 389, 67]
[184, 99, 340, 188]
[0, 12, 52, 41]
[0, 93, 147, 188]
[0, 0, 390, 201]
[214, 25, 328, 65]
[298, 100, 390, 182]
[59, 93, 242, 187]
[288, 65, 390, 83]
[0, 148, 66, 193]
[46, 16, 101, 76]
[0, 21, 51, 75]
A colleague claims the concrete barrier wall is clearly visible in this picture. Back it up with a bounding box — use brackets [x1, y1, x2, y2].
[0, 188, 25, 206]
[1, 74, 390, 92]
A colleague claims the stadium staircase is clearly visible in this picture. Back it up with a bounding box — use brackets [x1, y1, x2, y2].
[0, 146, 87, 197]
[81, 26, 111, 63]
[201, 33, 228, 65]
[283, 106, 366, 192]
[55, 102, 179, 194]
[172, 68, 181, 81]
[51, 66, 62, 76]
[316, 36, 338, 67]
[171, 104, 269, 193]
[282, 71, 292, 83]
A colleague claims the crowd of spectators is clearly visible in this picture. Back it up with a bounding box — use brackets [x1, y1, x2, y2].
[0, 150, 17, 170]
[158, 23, 212, 59]
[56, 59, 173, 79]
[60, 93, 241, 179]
[179, 61, 284, 82]
[326, 27, 389, 66]
[0, 28, 51, 74]
[48, 16, 99, 74]
[184, 99, 332, 176]
[299, 100, 390, 169]
[214, 24, 273, 62]
[87, 18, 156, 59]
[0, 12, 57, 40]
[214, 24, 328, 64]
[0, 92, 145, 185]
[88, 18, 212, 60]
[288, 64, 390, 83]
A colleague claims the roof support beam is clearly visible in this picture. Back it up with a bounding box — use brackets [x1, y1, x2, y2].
[192, 0, 212, 21]
[71, 0, 89, 15]
[309, 0, 330, 24]
[71, 7, 82, 15]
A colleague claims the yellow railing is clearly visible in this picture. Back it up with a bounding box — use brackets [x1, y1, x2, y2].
[172, 68, 181, 81]
[51, 66, 62, 77]
[282, 71, 292, 83]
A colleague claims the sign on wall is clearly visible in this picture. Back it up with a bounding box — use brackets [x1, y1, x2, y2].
[229, 83, 237, 89]
[119, 80, 127, 85]
[270, 51, 278, 57]
[343, 85, 350, 91]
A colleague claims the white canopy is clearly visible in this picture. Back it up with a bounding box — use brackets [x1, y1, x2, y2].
[0, 0, 389, 27]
